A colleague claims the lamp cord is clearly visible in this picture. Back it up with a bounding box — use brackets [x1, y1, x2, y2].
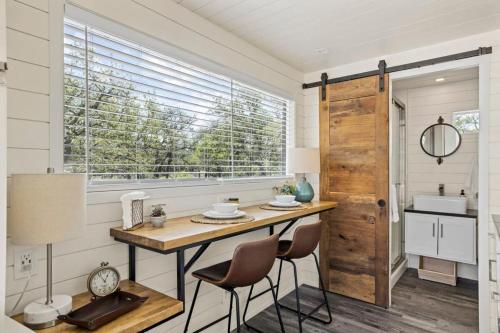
[10, 269, 32, 316]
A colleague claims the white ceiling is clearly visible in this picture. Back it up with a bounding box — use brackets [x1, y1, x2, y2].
[175, 0, 500, 72]
[393, 67, 479, 90]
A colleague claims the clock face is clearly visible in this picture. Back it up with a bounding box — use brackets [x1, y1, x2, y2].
[89, 267, 120, 297]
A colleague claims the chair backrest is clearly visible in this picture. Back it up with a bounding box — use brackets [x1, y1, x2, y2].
[221, 234, 279, 288]
[285, 220, 322, 259]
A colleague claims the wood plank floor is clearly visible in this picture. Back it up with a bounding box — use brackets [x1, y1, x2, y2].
[238, 269, 478, 333]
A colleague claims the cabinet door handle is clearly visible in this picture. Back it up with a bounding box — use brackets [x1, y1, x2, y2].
[432, 223, 435, 237]
[440, 224, 444, 238]
[490, 259, 497, 282]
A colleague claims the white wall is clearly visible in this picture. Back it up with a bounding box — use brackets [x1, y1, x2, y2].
[302, 30, 500, 333]
[3, 1, 318, 332]
[394, 78, 479, 281]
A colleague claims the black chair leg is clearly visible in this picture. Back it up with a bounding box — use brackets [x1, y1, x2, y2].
[242, 284, 255, 331]
[228, 291, 234, 333]
[277, 256, 333, 328]
[275, 259, 283, 299]
[243, 277, 285, 333]
[313, 252, 333, 324]
[232, 290, 241, 333]
[291, 260, 303, 333]
[184, 279, 202, 333]
[266, 276, 286, 333]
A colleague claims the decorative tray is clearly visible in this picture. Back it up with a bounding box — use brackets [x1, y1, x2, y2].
[58, 290, 148, 330]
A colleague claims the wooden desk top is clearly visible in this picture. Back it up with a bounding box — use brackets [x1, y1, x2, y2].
[13, 280, 183, 333]
[111, 201, 337, 252]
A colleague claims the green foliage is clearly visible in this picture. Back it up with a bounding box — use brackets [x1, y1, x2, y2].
[273, 182, 297, 195]
[452, 111, 479, 133]
[63, 24, 287, 183]
[151, 206, 166, 217]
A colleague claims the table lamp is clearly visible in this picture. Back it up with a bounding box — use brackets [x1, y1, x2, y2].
[9, 170, 86, 329]
[288, 148, 320, 202]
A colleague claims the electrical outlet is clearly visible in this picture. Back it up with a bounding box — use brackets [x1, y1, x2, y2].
[14, 247, 37, 280]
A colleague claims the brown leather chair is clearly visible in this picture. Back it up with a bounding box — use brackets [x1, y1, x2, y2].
[248, 220, 332, 333]
[184, 234, 285, 333]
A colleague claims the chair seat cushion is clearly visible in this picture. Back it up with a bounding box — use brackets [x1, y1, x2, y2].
[277, 240, 292, 257]
[192, 260, 231, 284]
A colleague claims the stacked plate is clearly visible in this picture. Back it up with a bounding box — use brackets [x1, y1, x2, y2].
[268, 200, 301, 207]
[269, 195, 301, 207]
[203, 203, 246, 219]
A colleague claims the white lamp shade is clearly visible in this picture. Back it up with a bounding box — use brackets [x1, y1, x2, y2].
[288, 148, 320, 174]
[9, 174, 86, 245]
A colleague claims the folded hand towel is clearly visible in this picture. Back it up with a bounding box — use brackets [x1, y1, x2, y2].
[391, 184, 400, 223]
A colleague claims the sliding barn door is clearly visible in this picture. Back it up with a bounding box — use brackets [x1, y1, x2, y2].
[319, 75, 389, 307]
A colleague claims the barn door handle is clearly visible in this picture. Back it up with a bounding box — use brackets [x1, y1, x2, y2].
[377, 199, 386, 208]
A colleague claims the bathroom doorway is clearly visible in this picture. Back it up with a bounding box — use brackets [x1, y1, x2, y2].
[388, 64, 484, 325]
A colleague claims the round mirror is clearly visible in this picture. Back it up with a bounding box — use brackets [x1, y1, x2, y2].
[420, 117, 461, 164]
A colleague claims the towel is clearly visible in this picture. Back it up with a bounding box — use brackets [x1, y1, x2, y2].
[120, 191, 149, 229]
[390, 184, 400, 223]
[465, 155, 478, 200]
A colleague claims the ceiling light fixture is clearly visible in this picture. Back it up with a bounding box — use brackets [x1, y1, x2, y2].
[435, 77, 445, 82]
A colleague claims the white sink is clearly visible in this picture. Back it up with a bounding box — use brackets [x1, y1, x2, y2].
[413, 195, 467, 214]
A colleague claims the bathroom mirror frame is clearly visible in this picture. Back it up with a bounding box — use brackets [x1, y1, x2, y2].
[420, 116, 462, 165]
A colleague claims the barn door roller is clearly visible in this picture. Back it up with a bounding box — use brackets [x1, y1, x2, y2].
[378, 60, 386, 92]
[320, 72, 328, 101]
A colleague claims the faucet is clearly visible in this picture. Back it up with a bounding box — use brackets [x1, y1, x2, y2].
[439, 184, 445, 196]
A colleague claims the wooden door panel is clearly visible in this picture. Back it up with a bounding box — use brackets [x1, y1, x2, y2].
[329, 270, 375, 304]
[320, 74, 389, 307]
[330, 76, 379, 101]
[329, 222, 375, 273]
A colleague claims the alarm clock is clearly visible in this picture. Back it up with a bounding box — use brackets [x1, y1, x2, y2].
[87, 262, 120, 298]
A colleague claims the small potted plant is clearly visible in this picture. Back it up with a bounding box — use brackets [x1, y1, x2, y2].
[273, 182, 297, 195]
[150, 204, 166, 228]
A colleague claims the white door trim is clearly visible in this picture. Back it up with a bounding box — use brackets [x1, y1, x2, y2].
[389, 55, 490, 333]
[0, 0, 7, 315]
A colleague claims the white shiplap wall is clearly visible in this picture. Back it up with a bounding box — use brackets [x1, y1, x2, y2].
[394, 79, 479, 280]
[302, 29, 500, 333]
[4, 1, 317, 332]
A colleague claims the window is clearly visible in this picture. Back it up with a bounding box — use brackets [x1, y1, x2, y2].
[63, 19, 289, 183]
[452, 110, 479, 133]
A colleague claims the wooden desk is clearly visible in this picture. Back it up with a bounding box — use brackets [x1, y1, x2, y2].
[111, 201, 337, 252]
[13, 281, 183, 333]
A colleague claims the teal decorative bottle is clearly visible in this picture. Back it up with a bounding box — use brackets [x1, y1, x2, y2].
[295, 176, 314, 202]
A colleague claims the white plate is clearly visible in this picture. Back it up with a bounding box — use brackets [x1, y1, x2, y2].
[268, 201, 301, 207]
[203, 210, 246, 219]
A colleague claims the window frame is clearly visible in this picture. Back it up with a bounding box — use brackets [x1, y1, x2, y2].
[52, 5, 295, 191]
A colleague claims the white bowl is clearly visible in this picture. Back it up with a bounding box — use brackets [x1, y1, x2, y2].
[212, 203, 239, 214]
[275, 195, 296, 203]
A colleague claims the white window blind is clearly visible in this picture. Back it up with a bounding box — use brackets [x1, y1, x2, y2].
[63, 19, 289, 183]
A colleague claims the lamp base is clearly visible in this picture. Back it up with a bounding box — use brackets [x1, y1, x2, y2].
[24, 295, 72, 329]
[295, 177, 315, 203]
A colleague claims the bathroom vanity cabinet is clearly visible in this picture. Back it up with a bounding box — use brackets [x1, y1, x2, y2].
[405, 211, 477, 265]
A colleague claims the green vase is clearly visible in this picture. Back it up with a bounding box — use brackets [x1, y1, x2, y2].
[295, 177, 314, 202]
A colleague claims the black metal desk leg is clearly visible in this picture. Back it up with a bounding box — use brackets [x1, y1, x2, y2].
[269, 226, 274, 235]
[129, 245, 136, 282]
[177, 250, 185, 302]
